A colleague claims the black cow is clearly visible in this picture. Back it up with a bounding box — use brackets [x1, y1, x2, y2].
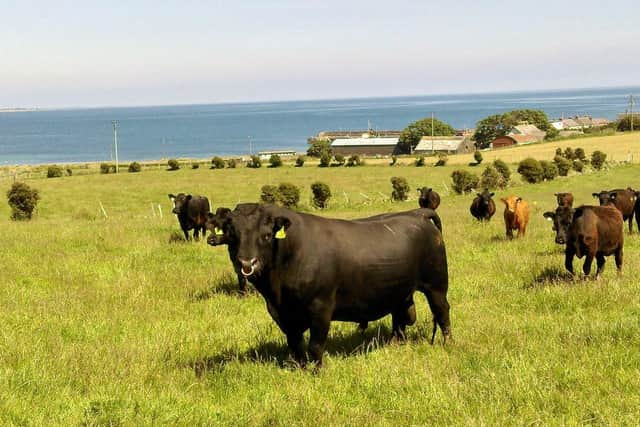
[225, 204, 450, 367]
[554, 192, 574, 207]
[593, 189, 637, 233]
[418, 187, 441, 210]
[634, 189, 640, 232]
[470, 189, 496, 221]
[544, 205, 623, 278]
[206, 207, 247, 293]
[168, 193, 210, 241]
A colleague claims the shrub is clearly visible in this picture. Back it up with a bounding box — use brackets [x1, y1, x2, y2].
[555, 148, 563, 156]
[260, 185, 279, 204]
[435, 154, 448, 167]
[415, 156, 425, 167]
[47, 165, 64, 178]
[211, 156, 225, 169]
[269, 154, 283, 168]
[517, 158, 544, 183]
[226, 158, 237, 168]
[128, 162, 141, 173]
[307, 139, 332, 157]
[480, 165, 504, 190]
[333, 154, 345, 166]
[311, 182, 331, 208]
[563, 147, 575, 160]
[277, 182, 300, 208]
[7, 182, 40, 220]
[246, 155, 262, 168]
[167, 159, 180, 171]
[493, 159, 511, 183]
[451, 170, 480, 194]
[553, 155, 571, 176]
[540, 160, 559, 180]
[474, 151, 483, 164]
[573, 159, 584, 172]
[591, 151, 606, 170]
[346, 155, 364, 167]
[191, 163, 200, 169]
[389, 155, 397, 166]
[319, 153, 331, 167]
[66, 168, 73, 176]
[390, 176, 410, 201]
[100, 163, 116, 174]
[295, 156, 305, 167]
[574, 148, 586, 161]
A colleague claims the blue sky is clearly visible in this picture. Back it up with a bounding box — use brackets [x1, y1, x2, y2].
[1, 0, 639, 108]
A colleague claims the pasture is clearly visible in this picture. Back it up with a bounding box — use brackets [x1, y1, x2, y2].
[1, 160, 640, 425]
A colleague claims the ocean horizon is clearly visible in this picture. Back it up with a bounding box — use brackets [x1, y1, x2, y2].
[1, 86, 638, 166]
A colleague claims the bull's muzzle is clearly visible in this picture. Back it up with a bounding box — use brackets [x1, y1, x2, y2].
[239, 258, 259, 277]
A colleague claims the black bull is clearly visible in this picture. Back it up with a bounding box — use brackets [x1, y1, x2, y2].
[223, 203, 450, 367]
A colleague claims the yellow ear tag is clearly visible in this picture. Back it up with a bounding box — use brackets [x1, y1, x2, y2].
[214, 227, 224, 236]
[275, 226, 286, 239]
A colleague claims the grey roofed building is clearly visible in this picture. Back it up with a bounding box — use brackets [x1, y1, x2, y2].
[331, 137, 399, 156]
[414, 136, 473, 154]
[508, 124, 546, 142]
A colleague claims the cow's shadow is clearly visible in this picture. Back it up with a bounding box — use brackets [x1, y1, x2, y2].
[188, 274, 255, 300]
[525, 266, 574, 289]
[188, 323, 396, 375]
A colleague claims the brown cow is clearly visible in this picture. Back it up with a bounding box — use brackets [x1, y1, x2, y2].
[555, 192, 574, 207]
[418, 187, 441, 210]
[592, 188, 637, 233]
[500, 195, 529, 239]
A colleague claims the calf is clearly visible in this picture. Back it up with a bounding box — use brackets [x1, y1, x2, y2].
[545, 205, 623, 278]
[554, 192, 574, 207]
[470, 189, 496, 221]
[206, 207, 247, 293]
[418, 187, 441, 210]
[500, 195, 529, 239]
[593, 189, 636, 233]
[168, 193, 210, 241]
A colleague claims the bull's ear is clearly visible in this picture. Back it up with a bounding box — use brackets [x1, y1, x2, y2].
[427, 188, 432, 193]
[274, 216, 292, 239]
[543, 212, 555, 221]
[168, 194, 175, 200]
[207, 212, 215, 219]
[516, 197, 522, 203]
[490, 192, 495, 197]
[592, 193, 599, 198]
[554, 193, 559, 196]
[186, 194, 192, 201]
[215, 207, 231, 217]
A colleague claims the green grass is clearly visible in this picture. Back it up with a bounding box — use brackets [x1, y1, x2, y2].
[1, 163, 640, 425]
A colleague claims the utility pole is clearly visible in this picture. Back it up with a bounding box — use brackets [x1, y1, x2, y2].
[630, 95, 635, 132]
[248, 136, 252, 155]
[112, 120, 119, 173]
[431, 112, 435, 154]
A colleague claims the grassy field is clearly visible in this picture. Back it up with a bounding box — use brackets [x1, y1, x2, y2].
[1, 158, 640, 425]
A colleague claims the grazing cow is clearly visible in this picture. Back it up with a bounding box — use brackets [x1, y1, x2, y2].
[225, 204, 450, 367]
[418, 187, 441, 210]
[544, 205, 623, 278]
[206, 207, 247, 293]
[554, 192, 574, 207]
[168, 193, 210, 241]
[592, 188, 637, 233]
[500, 195, 529, 239]
[634, 189, 640, 232]
[470, 189, 496, 221]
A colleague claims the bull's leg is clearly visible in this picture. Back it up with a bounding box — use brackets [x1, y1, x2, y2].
[628, 217, 633, 234]
[595, 254, 606, 279]
[615, 246, 623, 274]
[505, 226, 513, 240]
[423, 289, 451, 345]
[582, 253, 595, 278]
[357, 322, 368, 332]
[564, 247, 575, 276]
[285, 330, 306, 367]
[308, 310, 331, 368]
[193, 227, 200, 241]
[517, 226, 525, 238]
[182, 227, 190, 241]
[391, 301, 416, 342]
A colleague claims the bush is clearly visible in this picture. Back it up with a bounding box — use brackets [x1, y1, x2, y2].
[277, 182, 300, 208]
[66, 168, 73, 176]
[47, 165, 64, 178]
[540, 160, 559, 180]
[100, 163, 116, 174]
[389, 155, 397, 166]
[260, 185, 279, 204]
[128, 162, 141, 173]
[390, 176, 410, 201]
[553, 155, 571, 176]
[415, 156, 425, 167]
[167, 159, 180, 171]
[7, 182, 40, 220]
[574, 148, 586, 161]
[480, 165, 505, 190]
[492, 159, 511, 184]
[474, 151, 483, 164]
[295, 156, 305, 167]
[307, 139, 332, 157]
[573, 159, 584, 172]
[311, 182, 331, 208]
[517, 158, 544, 183]
[435, 154, 448, 167]
[563, 147, 575, 160]
[333, 154, 345, 166]
[246, 155, 262, 168]
[319, 152, 331, 167]
[591, 150, 607, 170]
[191, 163, 200, 169]
[226, 158, 237, 168]
[269, 154, 283, 168]
[555, 148, 562, 156]
[451, 170, 480, 194]
[346, 155, 364, 167]
[211, 156, 225, 169]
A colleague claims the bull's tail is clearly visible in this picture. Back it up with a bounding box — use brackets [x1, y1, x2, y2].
[422, 209, 442, 232]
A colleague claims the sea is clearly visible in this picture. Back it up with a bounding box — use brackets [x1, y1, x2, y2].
[1, 86, 638, 165]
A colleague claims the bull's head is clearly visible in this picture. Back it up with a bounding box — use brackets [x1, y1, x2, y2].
[593, 190, 616, 206]
[543, 206, 574, 244]
[206, 207, 232, 246]
[418, 187, 432, 197]
[168, 193, 191, 214]
[478, 189, 495, 207]
[554, 192, 573, 207]
[500, 195, 521, 213]
[228, 204, 292, 278]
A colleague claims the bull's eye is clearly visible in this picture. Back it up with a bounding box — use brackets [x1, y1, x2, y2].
[263, 234, 272, 242]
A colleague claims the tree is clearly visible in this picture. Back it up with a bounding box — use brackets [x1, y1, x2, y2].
[390, 177, 410, 201]
[473, 115, 507, 149]
[128, 162, 141, 172]
[307, 139, 332, 158]
[247, 155, 261, 168]
[211, 156, 225, 169]
[517, 158, 544, 183]
[7, 182, 40, 220]
[591, 151, 607, 170]
[474, 109, 557, 149]
[167, 159, 180, 171]
[397, 117, 455, 154]
[319, 152, 331, 167]
[269, 154, 283, 168]
[474, 151, 483, 165]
